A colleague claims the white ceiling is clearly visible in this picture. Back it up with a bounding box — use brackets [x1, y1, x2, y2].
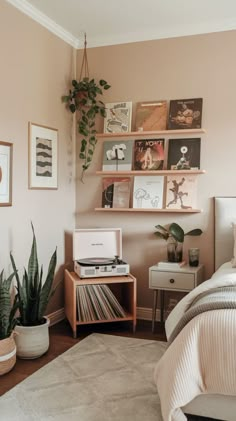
[6, 0, 236, 48]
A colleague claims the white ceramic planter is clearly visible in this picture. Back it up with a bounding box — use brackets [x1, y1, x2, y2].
[15, 317, 50, 359]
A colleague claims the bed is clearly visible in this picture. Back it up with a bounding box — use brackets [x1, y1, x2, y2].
[154, 197, 236, 421]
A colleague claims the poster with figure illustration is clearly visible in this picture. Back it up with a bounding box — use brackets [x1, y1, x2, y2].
[165, 175, 198, 210]
[132, 176, 164, 209]
[133, 139, 165, 170]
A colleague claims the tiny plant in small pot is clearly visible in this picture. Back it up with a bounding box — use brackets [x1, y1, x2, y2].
[10, 224, 57, 359]
[0, 270, 18, 375]
[154, 222, 203, 263]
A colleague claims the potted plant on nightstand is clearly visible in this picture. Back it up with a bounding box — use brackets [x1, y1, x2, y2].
[154, 222, 202, 262]
[0, 271, 18, 375]
[10, 224, 57, 359]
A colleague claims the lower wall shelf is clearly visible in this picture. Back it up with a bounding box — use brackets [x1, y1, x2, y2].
[94, 208, 202, 213]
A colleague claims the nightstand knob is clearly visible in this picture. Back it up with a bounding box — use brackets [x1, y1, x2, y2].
[169, 278, 175, 284]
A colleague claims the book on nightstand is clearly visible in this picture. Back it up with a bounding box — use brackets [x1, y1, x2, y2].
[158, 261, 186, 269]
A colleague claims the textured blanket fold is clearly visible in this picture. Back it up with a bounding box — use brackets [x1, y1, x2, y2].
[154, 268, 236, 421]
[168, 286, 236, 344]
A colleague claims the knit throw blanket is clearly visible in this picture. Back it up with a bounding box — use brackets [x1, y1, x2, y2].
[169, 285, 236, 344]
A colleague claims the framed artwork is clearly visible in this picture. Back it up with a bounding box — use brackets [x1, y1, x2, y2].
[28, 122, 58, 189]
[0, 141, 13, 206]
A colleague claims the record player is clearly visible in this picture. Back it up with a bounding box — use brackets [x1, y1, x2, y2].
[73, 228, 130, 278]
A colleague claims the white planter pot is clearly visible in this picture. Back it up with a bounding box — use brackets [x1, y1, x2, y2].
[15, 317, 50, 359]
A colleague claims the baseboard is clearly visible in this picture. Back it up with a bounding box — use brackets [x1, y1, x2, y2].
[47, 308, 65, 326]
[47, 306, 164, 326]
[137, 306, 160, 321]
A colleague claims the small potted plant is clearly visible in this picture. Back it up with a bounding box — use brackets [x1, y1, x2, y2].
[62, 77, 111, 182]
[154, 222, 202, 262]
[10, 224, 57, 359]
[0, 271, 18, 375]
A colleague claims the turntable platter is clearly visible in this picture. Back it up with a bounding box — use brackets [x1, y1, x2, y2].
[78, 257, 115, 266]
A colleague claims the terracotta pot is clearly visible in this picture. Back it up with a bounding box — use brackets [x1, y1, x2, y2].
[0, 334, 16, 375]
[15, 317, 50, 359]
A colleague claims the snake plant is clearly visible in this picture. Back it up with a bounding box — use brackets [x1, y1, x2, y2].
[10, 224, 57, 326]
[0, 271, 18, 340]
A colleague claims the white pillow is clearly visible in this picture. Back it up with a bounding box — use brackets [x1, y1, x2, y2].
[232, 223, 236, 267]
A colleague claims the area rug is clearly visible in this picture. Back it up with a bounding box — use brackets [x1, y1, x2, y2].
[0, 334, 213, 421]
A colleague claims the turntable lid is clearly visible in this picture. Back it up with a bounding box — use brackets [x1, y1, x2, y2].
[73, 228, 122, 261]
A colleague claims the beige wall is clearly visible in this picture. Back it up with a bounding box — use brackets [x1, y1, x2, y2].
[0, 2, 75, 312]
[76, 30, 236, 310]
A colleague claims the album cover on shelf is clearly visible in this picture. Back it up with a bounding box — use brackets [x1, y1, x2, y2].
[133, 139, 165, 171]
[165, 174, 198, 210]
[103, 102, 132, 133]
[167, 138, 201, 170]
[102, 177, 131, 209]
[102, 140, 133, 171]
[168, 98, 203, 130]
[132, 176, 164, 209]
[135, 100, 167, 132]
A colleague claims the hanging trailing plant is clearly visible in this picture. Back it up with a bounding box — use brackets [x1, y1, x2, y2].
[62, 34, 111, 182]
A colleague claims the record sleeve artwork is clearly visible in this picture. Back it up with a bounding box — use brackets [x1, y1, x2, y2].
[102, 140, 133, 171]
[168, 98, 203, 130]
[165, 175, 197, 209]
[102, 177, 131, 208]
[104, 102, 132, 133]
[167, 138, 201, 170]
[135, 100, 167, 131]
[133, 139, 165, 170]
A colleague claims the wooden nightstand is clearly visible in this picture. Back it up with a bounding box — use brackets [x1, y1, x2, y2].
[149, 264, 204, 332]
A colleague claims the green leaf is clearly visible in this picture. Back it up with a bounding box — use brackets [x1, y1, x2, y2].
[100, 108, 106, 118]
[61, 95, 70, 103]
[154, 232, 169, 241]
[79, 153, 86, 159]
[88, 149, 93, 156]
[169, 223, 185, 243]
[185, 229, 203, 236]
[69, 104, 76, 113]
[104, 84, 111, 90]
[72, 79, 78, 87]
[99, 79, 107, 86]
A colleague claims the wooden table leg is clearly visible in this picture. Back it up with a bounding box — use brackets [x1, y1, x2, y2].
[152, 290, 158, 333]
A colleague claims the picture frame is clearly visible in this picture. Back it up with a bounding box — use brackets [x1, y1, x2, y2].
[0, 141, 13, 206]
[28, 122, 58, 189]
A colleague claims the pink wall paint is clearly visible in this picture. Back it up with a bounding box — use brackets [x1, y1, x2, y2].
[0, 2, 76, 312]
[76, 30, 236, 309]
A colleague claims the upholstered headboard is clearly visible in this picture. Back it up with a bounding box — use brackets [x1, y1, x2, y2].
[214, 197, 236, 270]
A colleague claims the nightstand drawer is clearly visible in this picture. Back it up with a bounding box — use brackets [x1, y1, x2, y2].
[149, 270, 195, 290]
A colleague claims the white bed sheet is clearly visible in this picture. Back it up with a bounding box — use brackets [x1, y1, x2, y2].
[169, 262, 236, 421]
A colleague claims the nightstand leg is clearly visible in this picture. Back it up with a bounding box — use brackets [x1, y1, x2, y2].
[160, 290, 165, 323]
[152, 290, 158, 333]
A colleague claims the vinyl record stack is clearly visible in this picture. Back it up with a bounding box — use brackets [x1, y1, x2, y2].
[76, 284, 126, 321]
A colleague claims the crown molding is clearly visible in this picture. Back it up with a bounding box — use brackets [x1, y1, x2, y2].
[5, 0, 236, 50]
[5, 0, 80, 48]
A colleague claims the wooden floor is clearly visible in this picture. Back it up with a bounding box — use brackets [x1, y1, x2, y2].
[0, 319, 216, 421]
